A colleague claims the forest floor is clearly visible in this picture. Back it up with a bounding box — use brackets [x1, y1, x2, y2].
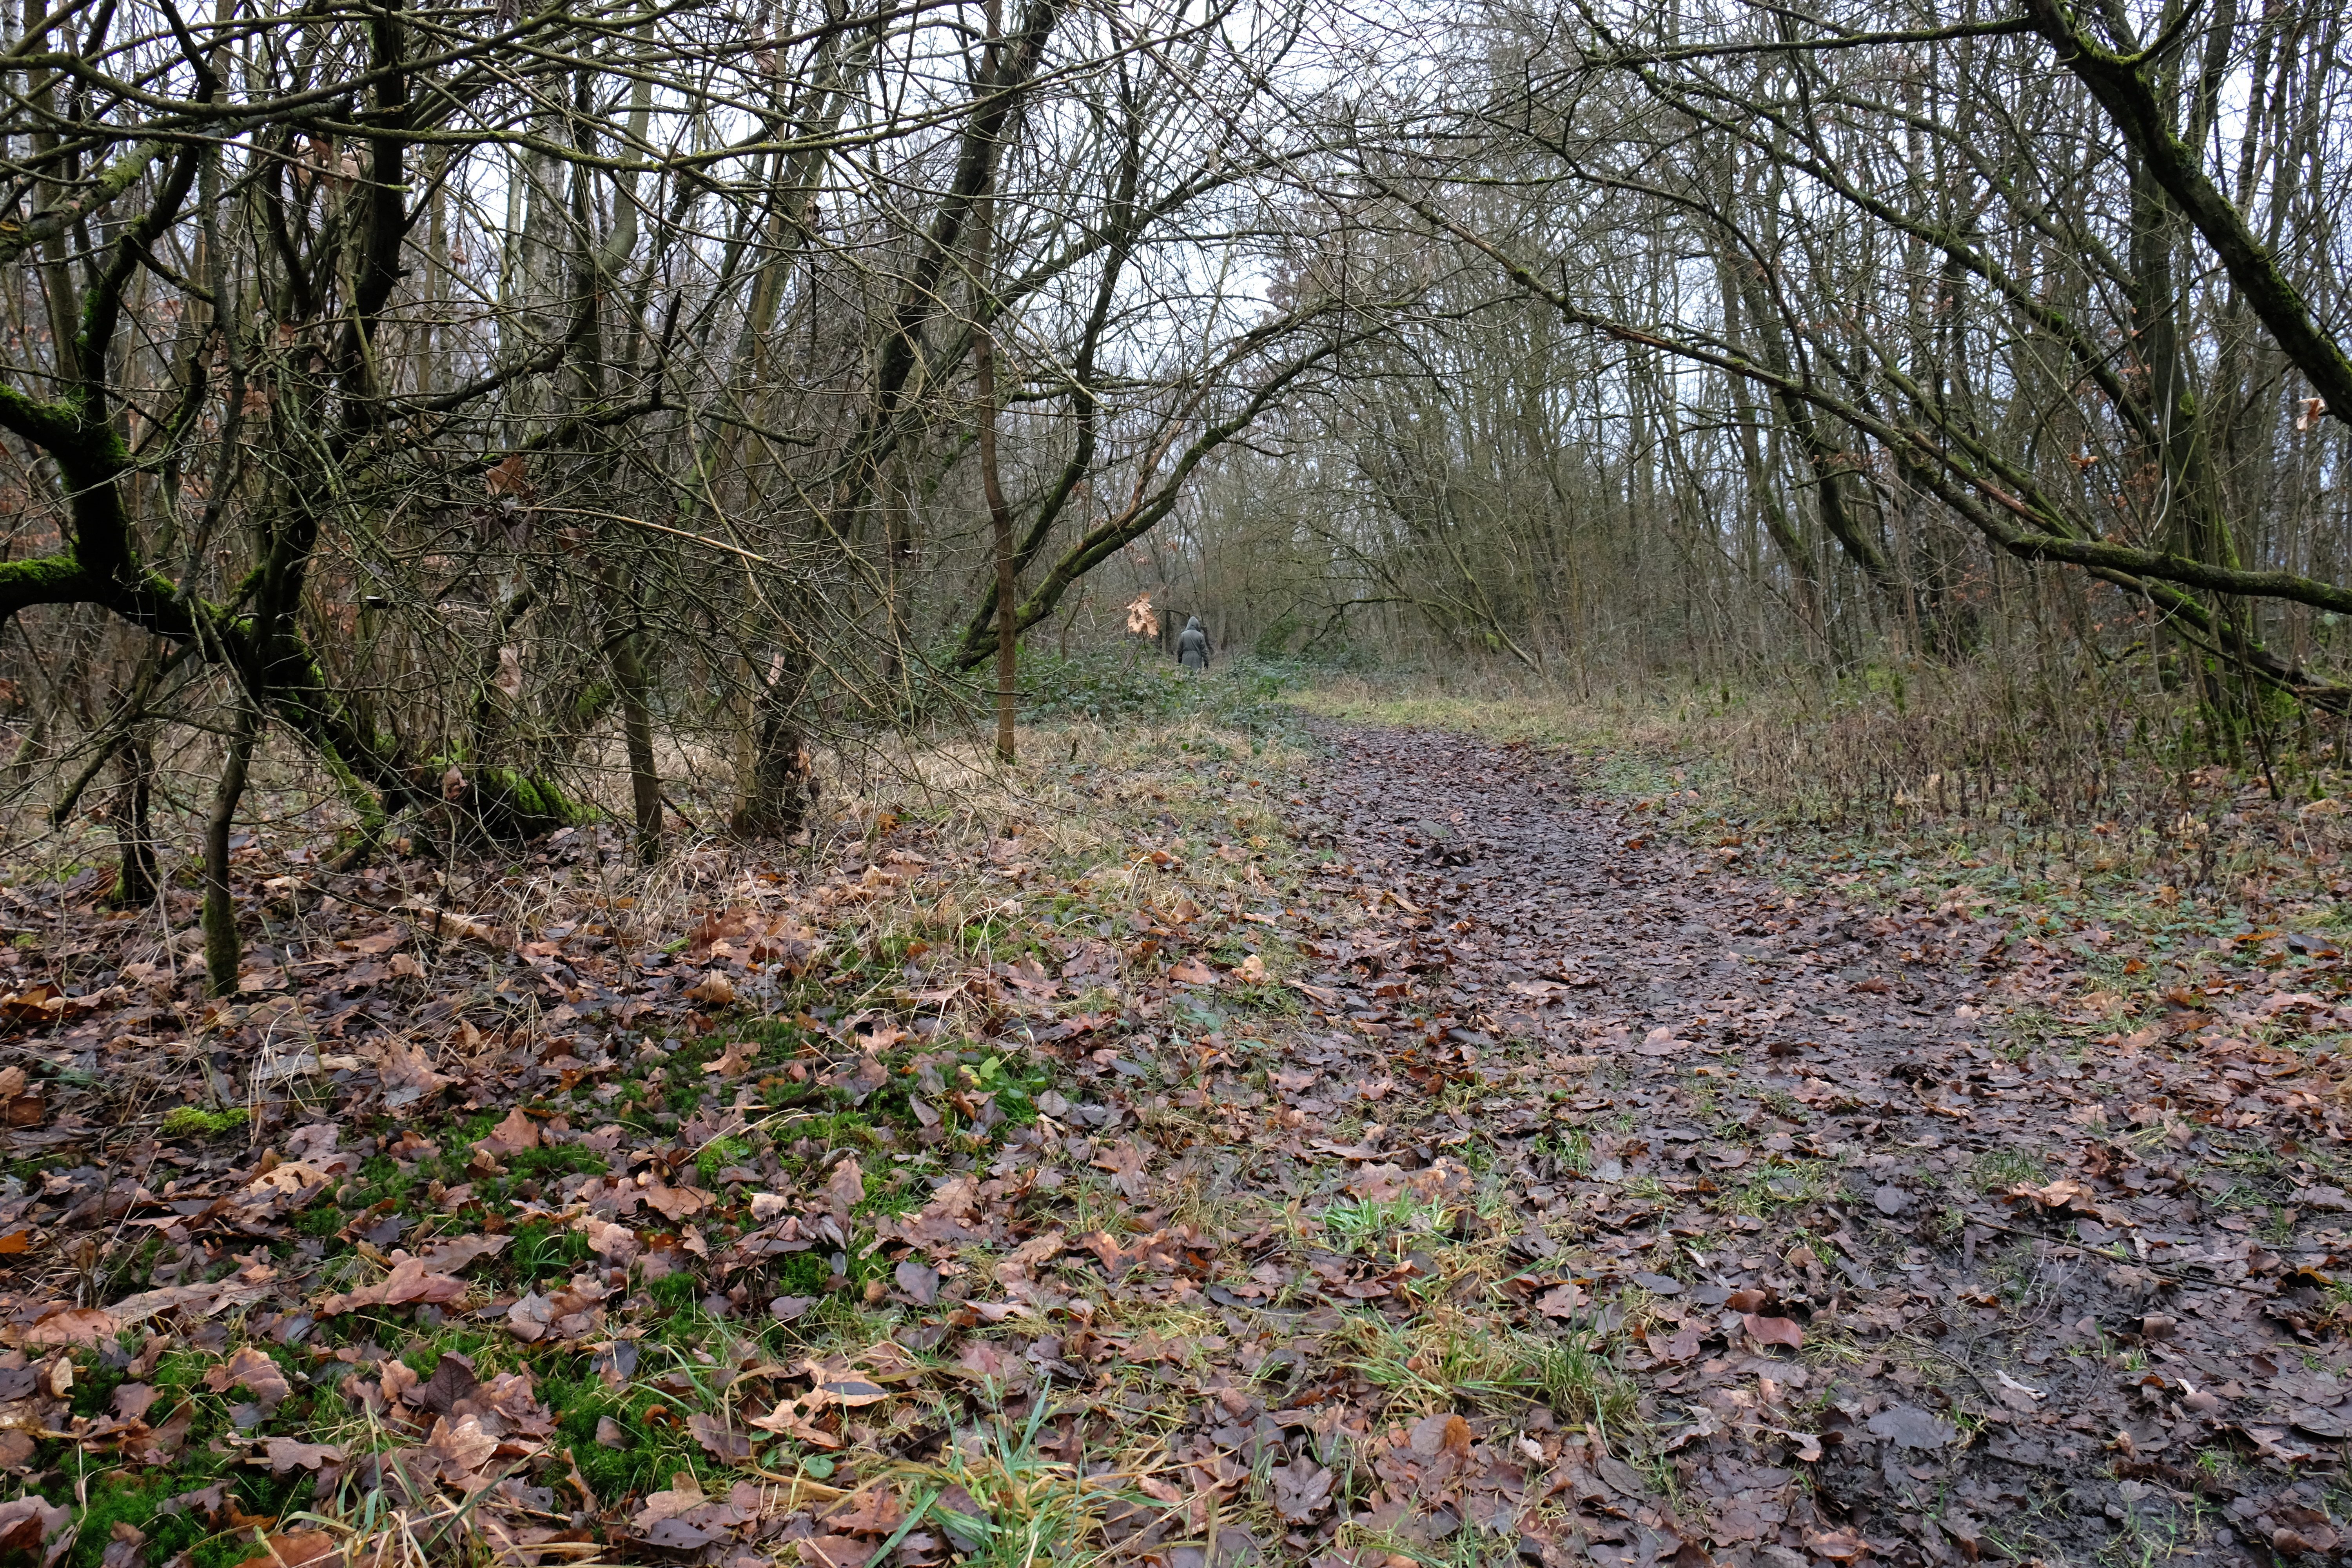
[2, 687, 2350, 1568]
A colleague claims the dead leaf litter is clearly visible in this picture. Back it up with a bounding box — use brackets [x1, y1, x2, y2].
[0, 719, 2346, 1566]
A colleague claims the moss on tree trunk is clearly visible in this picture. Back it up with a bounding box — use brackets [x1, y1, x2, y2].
[435, 763, 592, 843]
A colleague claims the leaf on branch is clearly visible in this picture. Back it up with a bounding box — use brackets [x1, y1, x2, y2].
[485, 454, 534, 500]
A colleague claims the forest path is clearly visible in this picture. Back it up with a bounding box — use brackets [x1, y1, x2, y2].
[1275, 720, 2346, 1566]
[5, 715, 2346, 1568]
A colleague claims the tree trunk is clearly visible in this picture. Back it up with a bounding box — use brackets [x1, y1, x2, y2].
[609, 629, 664, 864]
[110, 729, 158, 908]
[201, 699, 261, 997]
[976, 274, 1017, 760]
[729, 652, 816, 838]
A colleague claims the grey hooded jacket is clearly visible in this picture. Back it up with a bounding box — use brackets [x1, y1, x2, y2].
[1176, 616, 1210, 670]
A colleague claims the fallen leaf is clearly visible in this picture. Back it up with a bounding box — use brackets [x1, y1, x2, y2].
[824, 1487, 907, 1536]
[1089, 1141, 1148, 1201]
[1270, 1457, 1333, 1522]
[993, 1229, 1066, 1284]
[747, 1396, 840, 1448]
[686, 1411, 751, 1463]
[485, 452, 533, 499]
[2274, 1522, 2340, 1554]
[232, 1532, 339, 1568]
[474, 1105, 539, 1156]
[410, 1353, 478, 1415]
[2007, 1177, 2099, 1214]
[1408, 1412, 1472, 1458]
[22, 1305, 116, 1348]
[316, 1258, 468, 1316]
[1805, 1528, 1870, 1563]
[1535, 1282, 1585, 1318]
[642, 1181, 711, 1221]
[423, 1413, 499, 1479]
[1865, 1405, 1955, 1450]
[410, 1234, 511, 1275]
[576, 1217, 640, 1265]
[263, 1438, 346, 1475]
[701, 1038, 754, 1076]
[807, 1372, 891, 1410]
[1994, 1368, 2044, 1402]
[202, 1347, 291, 1412]
[0, 1496, 71, 1568]
[107, 1281, 271, 1328]
[894, 1260, 940, 1305]
[825, 1155, 865, 1218]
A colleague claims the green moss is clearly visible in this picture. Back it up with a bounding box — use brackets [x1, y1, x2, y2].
[47, 1441, 266, 1568]
[63, 1474, 210, 1568]
[347, 1154, 414, 1209]
[782, 1112, 882, 1156]
[160, 1105, 250, 1140]
[151, 1350, 212, 1393]
[417, 1330, 491, 1377]
[541, 1372, 716, 1502]
[293, 1203, 346, 1238]
[431, 761, 592, 841]
[773, 1252, 830, 1296]
[0, 551, 91, 604]
[647, 1272, 700, 1312]
[733, 1017, 812, 1050]
[68, 1363, 128, 1421]
[512, 1220, 596, 1278]
[695, 1137, 753, 1187]
[507, 1143, 613, 1182]
[852, 1187, 923, 1221]
[954, 918, 1011, 953]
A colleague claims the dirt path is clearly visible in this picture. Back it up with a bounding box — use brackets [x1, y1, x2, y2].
[1280, 721, 2349, 1566]
[5, 714, 2347, 1568]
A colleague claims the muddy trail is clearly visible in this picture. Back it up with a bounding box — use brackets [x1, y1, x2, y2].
[1283, 722, 2350, 1565]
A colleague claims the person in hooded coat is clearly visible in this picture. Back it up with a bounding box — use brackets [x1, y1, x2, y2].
[1176, 615, 1211, 672]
